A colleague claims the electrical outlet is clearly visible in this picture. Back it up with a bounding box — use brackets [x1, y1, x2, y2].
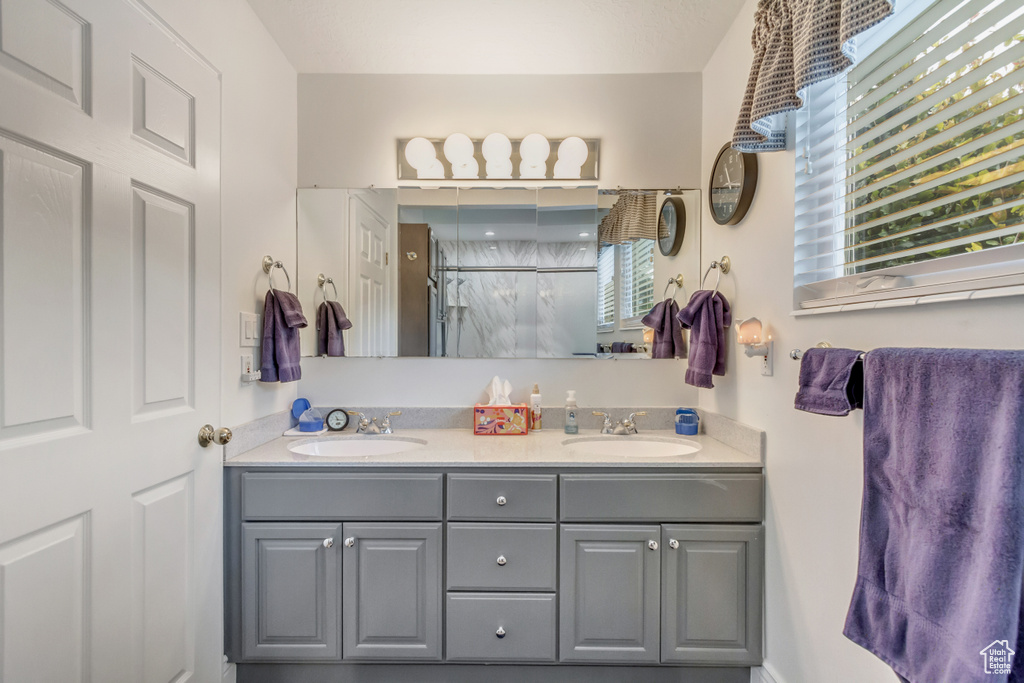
[241, 353, 254, 375]
[760, 342, 774, 377]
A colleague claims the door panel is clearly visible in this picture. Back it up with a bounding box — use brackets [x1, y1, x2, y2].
[661, 524, 763, 664]
[241, 523, 342, 661]
[349, 196, 390, 356]
[559, 525, 660, 663]
[0, 1, 222, 681]
[343, 522, 442, 661]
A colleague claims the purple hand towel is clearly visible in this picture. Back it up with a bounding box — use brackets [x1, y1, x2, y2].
[259, 289, 307, 383]
[794, 347, 864, 416]
[677, 290, 731, 388]
[317, 300, 352, 357]
[844, 348, 1024, 683]
[642, 298, 686, 359]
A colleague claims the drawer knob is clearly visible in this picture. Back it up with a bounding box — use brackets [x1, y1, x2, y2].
[323, 538, 334, 549]
[668, 539, 679, 550]
[344, 537, 355, 548]
[496, 496, 507, 506]
[648, 540, 659, 551]
[496, 626, 506, 639]
[496, 555, 507, 566]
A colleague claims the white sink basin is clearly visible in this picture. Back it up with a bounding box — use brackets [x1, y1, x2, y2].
[562, 436, 701, 458]
[288, 437, 427, 457]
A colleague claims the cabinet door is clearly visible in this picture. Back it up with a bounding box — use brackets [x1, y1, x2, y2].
[342, 522, 442, 660]
[559, 525, 661, 663]
[240, 523, 342, 661]
[662, 524, 763, 664]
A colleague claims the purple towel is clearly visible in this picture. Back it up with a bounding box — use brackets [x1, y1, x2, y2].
[677, 290, 731, 388]
[317, 300, 352, 357]
[794, 348, 864, 416]
[844, 348, 1024, 683]
[642, 298, 686, 359]
[259, 289, 307, 383]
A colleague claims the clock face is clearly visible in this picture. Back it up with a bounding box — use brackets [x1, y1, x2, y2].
[709, 143, 757, 225]
[326, 408, 349, 431]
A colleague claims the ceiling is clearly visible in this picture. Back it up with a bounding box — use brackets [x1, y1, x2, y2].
[246, 0, 747, 74]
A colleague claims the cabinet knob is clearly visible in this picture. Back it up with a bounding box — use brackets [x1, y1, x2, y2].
[323, 538, 334, 549]
[648, 540, 659, 551]
[496, 626, 506, 639]
[496, 496, 507, 506]
[344, 537, 355, 548]
[668, 539, 679, 550]
[496, 555, 507, 566]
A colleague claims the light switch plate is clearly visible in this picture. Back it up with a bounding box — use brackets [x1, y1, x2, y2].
[239, 312, 259, 347]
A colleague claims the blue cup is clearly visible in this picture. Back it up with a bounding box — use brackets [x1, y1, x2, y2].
[675, 409, 699, 436]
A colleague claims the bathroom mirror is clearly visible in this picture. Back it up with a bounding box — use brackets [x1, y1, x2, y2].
[296, 186, 700, 358]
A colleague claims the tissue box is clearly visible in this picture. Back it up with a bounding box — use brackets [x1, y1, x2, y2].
[473, 404, 529, 435]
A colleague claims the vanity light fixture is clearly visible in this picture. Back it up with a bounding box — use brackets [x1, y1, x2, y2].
[399, 136, 598, 180]
[554, 136, 589, 179]
[736, 317, 774, 377]
[519, 133, 550, 179]
[404, 137, 444, 179]
[444, 133, 479, 179]
[482, 132, 513, 179]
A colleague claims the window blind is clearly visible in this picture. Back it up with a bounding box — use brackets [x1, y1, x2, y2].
[620, 239, 655, 325]
[795, 0, 1024, 305]
[597, 243, 615, 329]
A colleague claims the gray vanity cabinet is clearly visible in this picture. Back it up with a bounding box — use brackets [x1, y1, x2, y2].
[240, 523, 342, 661]
[559, 525, 662, 663]
[342, 522, 443, 661]
[662, 524, 763, 665]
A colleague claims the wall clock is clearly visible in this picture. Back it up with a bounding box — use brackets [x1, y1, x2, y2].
[658, 196, 686, 256]
[708, 143, 758, 225]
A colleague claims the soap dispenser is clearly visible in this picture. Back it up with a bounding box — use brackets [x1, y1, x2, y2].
[564, 391, 579, 434]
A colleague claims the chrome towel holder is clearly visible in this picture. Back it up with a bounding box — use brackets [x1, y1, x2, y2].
[317, 273, 339, 303]
[262, 255, 291, 293]
[790, 341, 832, 360]
[700, 256, 731, 295]
[663, 274, 685, 299]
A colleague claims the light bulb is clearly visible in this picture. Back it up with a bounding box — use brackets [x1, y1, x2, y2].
[519, 134, 550, 164]
[553, 159, 581, 179]
[558, 137, 588, 166]
[481, 133, 512, 162]
[405, 137, 438, 176]
[486, 159, 513, 180]
[421, 158, 444, 179]
[451, 157, 479, 179]
[443, 133, 474, 165]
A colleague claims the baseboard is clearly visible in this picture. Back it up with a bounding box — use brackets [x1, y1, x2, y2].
[222, 657, 237, 683]
[751, 664, 783, 683]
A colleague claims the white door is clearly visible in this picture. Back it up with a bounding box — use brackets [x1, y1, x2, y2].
[349, 195, 390, 356]
[0, 1, 223, 682]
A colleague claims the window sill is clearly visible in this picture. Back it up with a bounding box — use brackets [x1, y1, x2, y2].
[792, 281, 1024, 316]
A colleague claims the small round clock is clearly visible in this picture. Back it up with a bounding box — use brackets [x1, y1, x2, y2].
[325, 408, 349, 431]
[657, 196, 686, 256]
[708, 143, 758, 225]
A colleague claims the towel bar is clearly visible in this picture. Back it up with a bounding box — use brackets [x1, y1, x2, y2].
[700, 256, 731, 295]
[317, 273, 339, 303]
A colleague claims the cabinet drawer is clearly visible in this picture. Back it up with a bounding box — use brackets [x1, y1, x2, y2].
[560, 474, 763, 522]
[446, 593, 556, 662]
[241, 472, 443, 520]
[447, 474, 557, 521]
[447, 523, 556, 591]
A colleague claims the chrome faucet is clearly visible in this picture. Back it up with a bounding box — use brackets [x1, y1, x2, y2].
[593, 410, 646, 435]
[347, 410, 402, 434]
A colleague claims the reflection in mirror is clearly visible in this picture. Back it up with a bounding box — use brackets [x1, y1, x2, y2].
[296, 187, 699, 359]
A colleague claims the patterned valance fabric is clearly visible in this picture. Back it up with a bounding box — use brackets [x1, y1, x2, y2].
[732, 0, 894, 153]
[598, 191, 659, 245]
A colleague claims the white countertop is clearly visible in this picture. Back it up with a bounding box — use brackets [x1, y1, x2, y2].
[225, 428, 762, 468]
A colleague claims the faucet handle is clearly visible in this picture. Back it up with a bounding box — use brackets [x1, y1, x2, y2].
[388, 411, 402, 417]
[627, 411, 647, 422]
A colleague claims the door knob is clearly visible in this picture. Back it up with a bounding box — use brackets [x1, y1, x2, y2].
[344, 537, 355, 547]
[668, 539, 679, 550]
[496, 626, 506, 638]
[496, 555, 507, 566]
[496, 496, 507, 506]
[323, 538, 334, 549]
[648, 540, 659, 551]
[198, 424, 232, 447]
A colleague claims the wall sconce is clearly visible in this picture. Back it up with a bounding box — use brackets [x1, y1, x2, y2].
[736, 317, 773, 376]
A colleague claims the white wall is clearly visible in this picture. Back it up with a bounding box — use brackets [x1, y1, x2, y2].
[700, 3, 1024, 682]
[297, 73, 704, 408]
[143, 0, 299, 428]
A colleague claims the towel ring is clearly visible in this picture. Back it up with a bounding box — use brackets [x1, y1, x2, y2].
[262, 255, 292, 293]
[317, 273, 339, 303]
[663, 274, 685, 300]
[700, 256, 731, 295]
